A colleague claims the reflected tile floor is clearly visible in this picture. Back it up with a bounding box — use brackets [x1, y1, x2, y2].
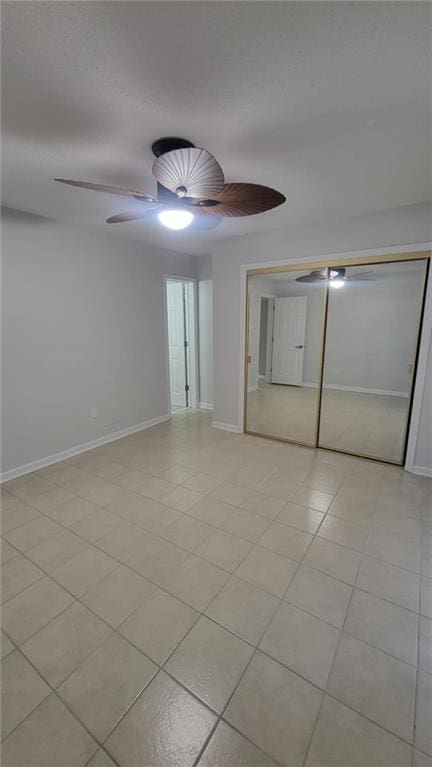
[1, 408, 431, 767]
[247, 382, 407, 462]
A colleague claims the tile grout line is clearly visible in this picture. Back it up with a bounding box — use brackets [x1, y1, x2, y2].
[301, 535, 364, 767]
[2, 512, 324, 765]
[4, 508, 426, 758]
[4, 620, 420, 767]
[199, 551, 302, 767]
[301, 508, 375, 763]
[411, 564, 423, 767]
[2, 490, 425, 632]
[3, 521, 293, 765]
[5, 468, 426, 575]
[2, 481, 425, 664]
[2, 427, 431, 765]
[191, 572, 288, 767]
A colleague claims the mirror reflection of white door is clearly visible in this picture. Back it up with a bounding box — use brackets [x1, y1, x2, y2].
[167, 280, 186, 407]
[271, 297, 307, 385]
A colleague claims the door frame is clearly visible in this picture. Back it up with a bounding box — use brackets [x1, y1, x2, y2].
[264, 297, 275, 383]
[242, 250, 431, 466]
[253, 292, 276, 390]
[164, 275, 199, 412]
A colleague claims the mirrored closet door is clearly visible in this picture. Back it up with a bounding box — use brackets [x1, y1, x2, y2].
[319, 258, 428, 463]
[244, 254, 429, 465]
[245, 268, 328, 446]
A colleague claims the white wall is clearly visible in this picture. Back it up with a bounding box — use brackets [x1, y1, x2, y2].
[324, 269, 424, 394]
[211, 201, 432, 466]
[197, 254, 213, 408]
[1, 208, 197, 474]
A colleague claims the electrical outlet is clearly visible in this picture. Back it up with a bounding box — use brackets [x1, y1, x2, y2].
[90, 407, 98, 418]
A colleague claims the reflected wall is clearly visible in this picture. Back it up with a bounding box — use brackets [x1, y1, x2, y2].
[319, 259, 428, 462]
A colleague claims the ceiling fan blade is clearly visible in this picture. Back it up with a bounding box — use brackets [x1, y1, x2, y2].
[106, 209, 157, 224]
[152, 148, 224, 199]
[200, 183, 286, 217]
[54, 179, 156, 202]
[295, 270, 327, 283]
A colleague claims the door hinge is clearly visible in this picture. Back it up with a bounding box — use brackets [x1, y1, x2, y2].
[185, 384, 190, 392]
[184, 340, 188, 348]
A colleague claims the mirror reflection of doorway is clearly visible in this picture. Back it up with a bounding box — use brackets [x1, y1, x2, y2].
[166, 278, 197, 413]
[247, 270, 328, 446]
[245, 255, 429, 464]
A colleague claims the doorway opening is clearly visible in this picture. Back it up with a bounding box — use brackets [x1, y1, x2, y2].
[258, 296, 275, 385]
[165, 277, 198, 413]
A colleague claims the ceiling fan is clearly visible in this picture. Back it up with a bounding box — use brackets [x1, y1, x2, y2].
[54, 137, 285, 231]
[295, 267, 376, 287]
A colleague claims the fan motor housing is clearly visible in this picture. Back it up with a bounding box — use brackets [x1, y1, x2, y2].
[151, 137, 195, 158]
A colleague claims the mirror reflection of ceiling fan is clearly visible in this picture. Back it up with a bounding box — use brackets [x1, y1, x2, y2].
[295, 267, 376, 287]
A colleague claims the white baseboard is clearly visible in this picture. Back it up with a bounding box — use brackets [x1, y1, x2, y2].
[324, 383, 409, 397]
[0, 414, 171, 483]
[303, 383, 408, 397]
[199, 402, 214, 410]
[405, 464, 432, 478]
[212, 421, 242, 434]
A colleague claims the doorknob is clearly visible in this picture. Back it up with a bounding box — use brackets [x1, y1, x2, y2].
[295, 345, 304, 349]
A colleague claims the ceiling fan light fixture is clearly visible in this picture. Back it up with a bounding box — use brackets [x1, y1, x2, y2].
[55, 137, 286, 227]
[329, 267, 345, 287]
[158, 209, 194, 230]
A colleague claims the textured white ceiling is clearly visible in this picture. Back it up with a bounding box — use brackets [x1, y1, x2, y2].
[2, 2, 431, 255]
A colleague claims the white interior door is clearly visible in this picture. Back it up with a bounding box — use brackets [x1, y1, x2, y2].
[271, 297, 307, 385]
[167, 280, 186, 407]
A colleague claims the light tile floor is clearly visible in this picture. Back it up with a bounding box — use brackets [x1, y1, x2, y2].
[1, 408, 431, 767]
[247, 382, 407, 462]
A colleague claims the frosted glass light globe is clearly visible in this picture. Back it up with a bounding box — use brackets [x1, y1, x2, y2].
[158, 210, 193, 230]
